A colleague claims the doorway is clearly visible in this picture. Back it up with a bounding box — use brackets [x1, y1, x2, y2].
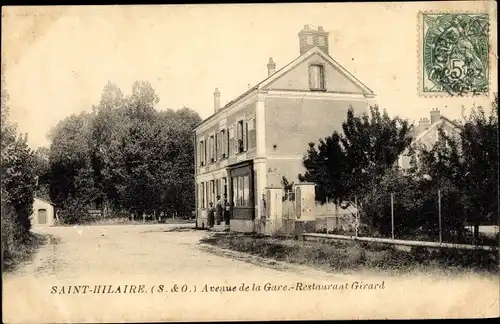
[38, 209, 47, 224]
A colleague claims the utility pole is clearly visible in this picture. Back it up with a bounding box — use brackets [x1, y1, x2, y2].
[355, 196, 359, 238]
[391, 193, 394, 240]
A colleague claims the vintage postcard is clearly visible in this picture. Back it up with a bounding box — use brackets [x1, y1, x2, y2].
[1, 2, 498, 323]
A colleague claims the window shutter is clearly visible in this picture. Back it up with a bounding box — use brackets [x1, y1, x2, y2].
[233, 123, 239, 154]
[229, 126, 234, 156]
[198, 142, 202, 166]
[203, 140, 207, 165]
[216, 133, 221, 159]
[201, 140, 205, 165]
[243, 121, 248, 151]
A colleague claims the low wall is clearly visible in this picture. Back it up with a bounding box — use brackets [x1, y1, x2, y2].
[255, 219, 295, 236]
[302, 233, 497, 251]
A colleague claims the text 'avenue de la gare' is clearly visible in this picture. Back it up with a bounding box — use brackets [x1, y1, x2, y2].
[50, 281, 386, 295]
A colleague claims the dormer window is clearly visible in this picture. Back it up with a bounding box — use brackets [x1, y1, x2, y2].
[309, 64, 325, 91]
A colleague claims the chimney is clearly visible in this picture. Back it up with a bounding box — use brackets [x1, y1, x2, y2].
[214, 88, 220, 113]
[267, 58, 276, 77]
[430, 108, 441, 124]
[415, 118, 431, 135]
[298, 24, 329, 55]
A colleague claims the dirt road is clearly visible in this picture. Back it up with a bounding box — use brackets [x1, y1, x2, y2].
[2, 225, 499, 322]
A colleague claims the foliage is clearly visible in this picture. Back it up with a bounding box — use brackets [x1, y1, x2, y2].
[47, 81, 202, 223]
[299, 105, 413, 232]
[1, 63, 38, 270]
[299, 96, 498, 241]
[419, 94, 498, 238]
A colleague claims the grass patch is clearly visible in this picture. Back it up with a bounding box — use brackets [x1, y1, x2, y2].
[200, 233, 499, 275]
[2, 232, 49, 273]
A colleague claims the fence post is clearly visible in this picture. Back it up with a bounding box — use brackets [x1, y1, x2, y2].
[391, 193, 394, 240]
[438, 189, 442, 244]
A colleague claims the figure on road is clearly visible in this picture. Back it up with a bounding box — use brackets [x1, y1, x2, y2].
[207, 202, 215, 228]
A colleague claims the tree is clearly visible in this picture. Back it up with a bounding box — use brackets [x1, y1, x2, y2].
[48, 112, 96, 224]
[33, 146, 51, 201]
[299, 105, 413, 233]
[1, 64, 37, 238]
[89, 82, 126, 212]
[420, 95, 498, 240]
[46, 80, 202, 223]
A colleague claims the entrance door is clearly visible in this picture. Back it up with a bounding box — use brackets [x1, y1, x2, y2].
[38, 209, 47, 224]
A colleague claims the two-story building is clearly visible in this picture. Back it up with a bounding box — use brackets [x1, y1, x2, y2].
[193, 24, 376, 233]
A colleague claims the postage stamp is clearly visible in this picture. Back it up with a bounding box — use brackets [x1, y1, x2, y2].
[419, 12, 490, 96]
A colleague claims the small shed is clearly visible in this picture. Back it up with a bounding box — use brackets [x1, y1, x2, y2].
[31, 197, 56, 226]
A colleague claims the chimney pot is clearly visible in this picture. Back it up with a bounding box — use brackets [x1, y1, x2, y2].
[318, 26, 324, 31]
[214, 88, 220, 113]
[267, 57, 276, 77]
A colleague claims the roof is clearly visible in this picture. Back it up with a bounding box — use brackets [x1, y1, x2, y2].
[412, 116, 461, 144]
[194, 45, 375, 132]
[34, 197, 55, 205]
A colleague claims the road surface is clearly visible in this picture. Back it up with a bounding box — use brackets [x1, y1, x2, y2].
[2, 224, 499, 322]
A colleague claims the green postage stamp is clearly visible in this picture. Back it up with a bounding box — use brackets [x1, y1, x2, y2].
[419, 12, 490, 96]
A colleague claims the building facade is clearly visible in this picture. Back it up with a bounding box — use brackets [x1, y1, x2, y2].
[398, 108, 461, 170]
[194, 25, 376, 232]
[31, 197, 56, 226]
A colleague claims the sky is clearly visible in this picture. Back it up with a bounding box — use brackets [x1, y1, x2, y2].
[2, 2, 498, 149]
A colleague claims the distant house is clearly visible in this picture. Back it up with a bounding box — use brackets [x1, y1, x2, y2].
[31, 197, 57, 226]
[398, 108, 461, 169]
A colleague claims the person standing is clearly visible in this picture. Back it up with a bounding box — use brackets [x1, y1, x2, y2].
[223, 194, 231, 226]
[207, 202, 215, 228]
[215, 195, 223, 225]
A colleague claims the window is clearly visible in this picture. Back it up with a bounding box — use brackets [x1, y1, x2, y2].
[306, 35, 314, 45]
[215, 132, 221, 160]
[225, 129, 230, 157]
[209, 135, 215, 163]
[232, 175, 251, 207]
[243, 176, 249, 206]
[200, 182, 205, 208]
[247, 118, 256, 149]
[243, 121, 248, 152]
[318, 36, 326, 46]
[222, 177, 228, 197]
[237, 120, 245, 153]
[209, 180, 215, 206]
[220, 129, 227, 158]
[238, 176, 244, 206]
[309, 64, 325, 91]
[232, 177, 238, 206]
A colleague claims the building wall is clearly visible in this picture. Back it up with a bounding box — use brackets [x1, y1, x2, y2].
[31, 198, 55, 226]
[195, 100, 258, 225]
[268, 53, 364, 93]
[196, 101, 256, 176]
[264, 96, 369, 159]
[399, 119, 461, 170]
